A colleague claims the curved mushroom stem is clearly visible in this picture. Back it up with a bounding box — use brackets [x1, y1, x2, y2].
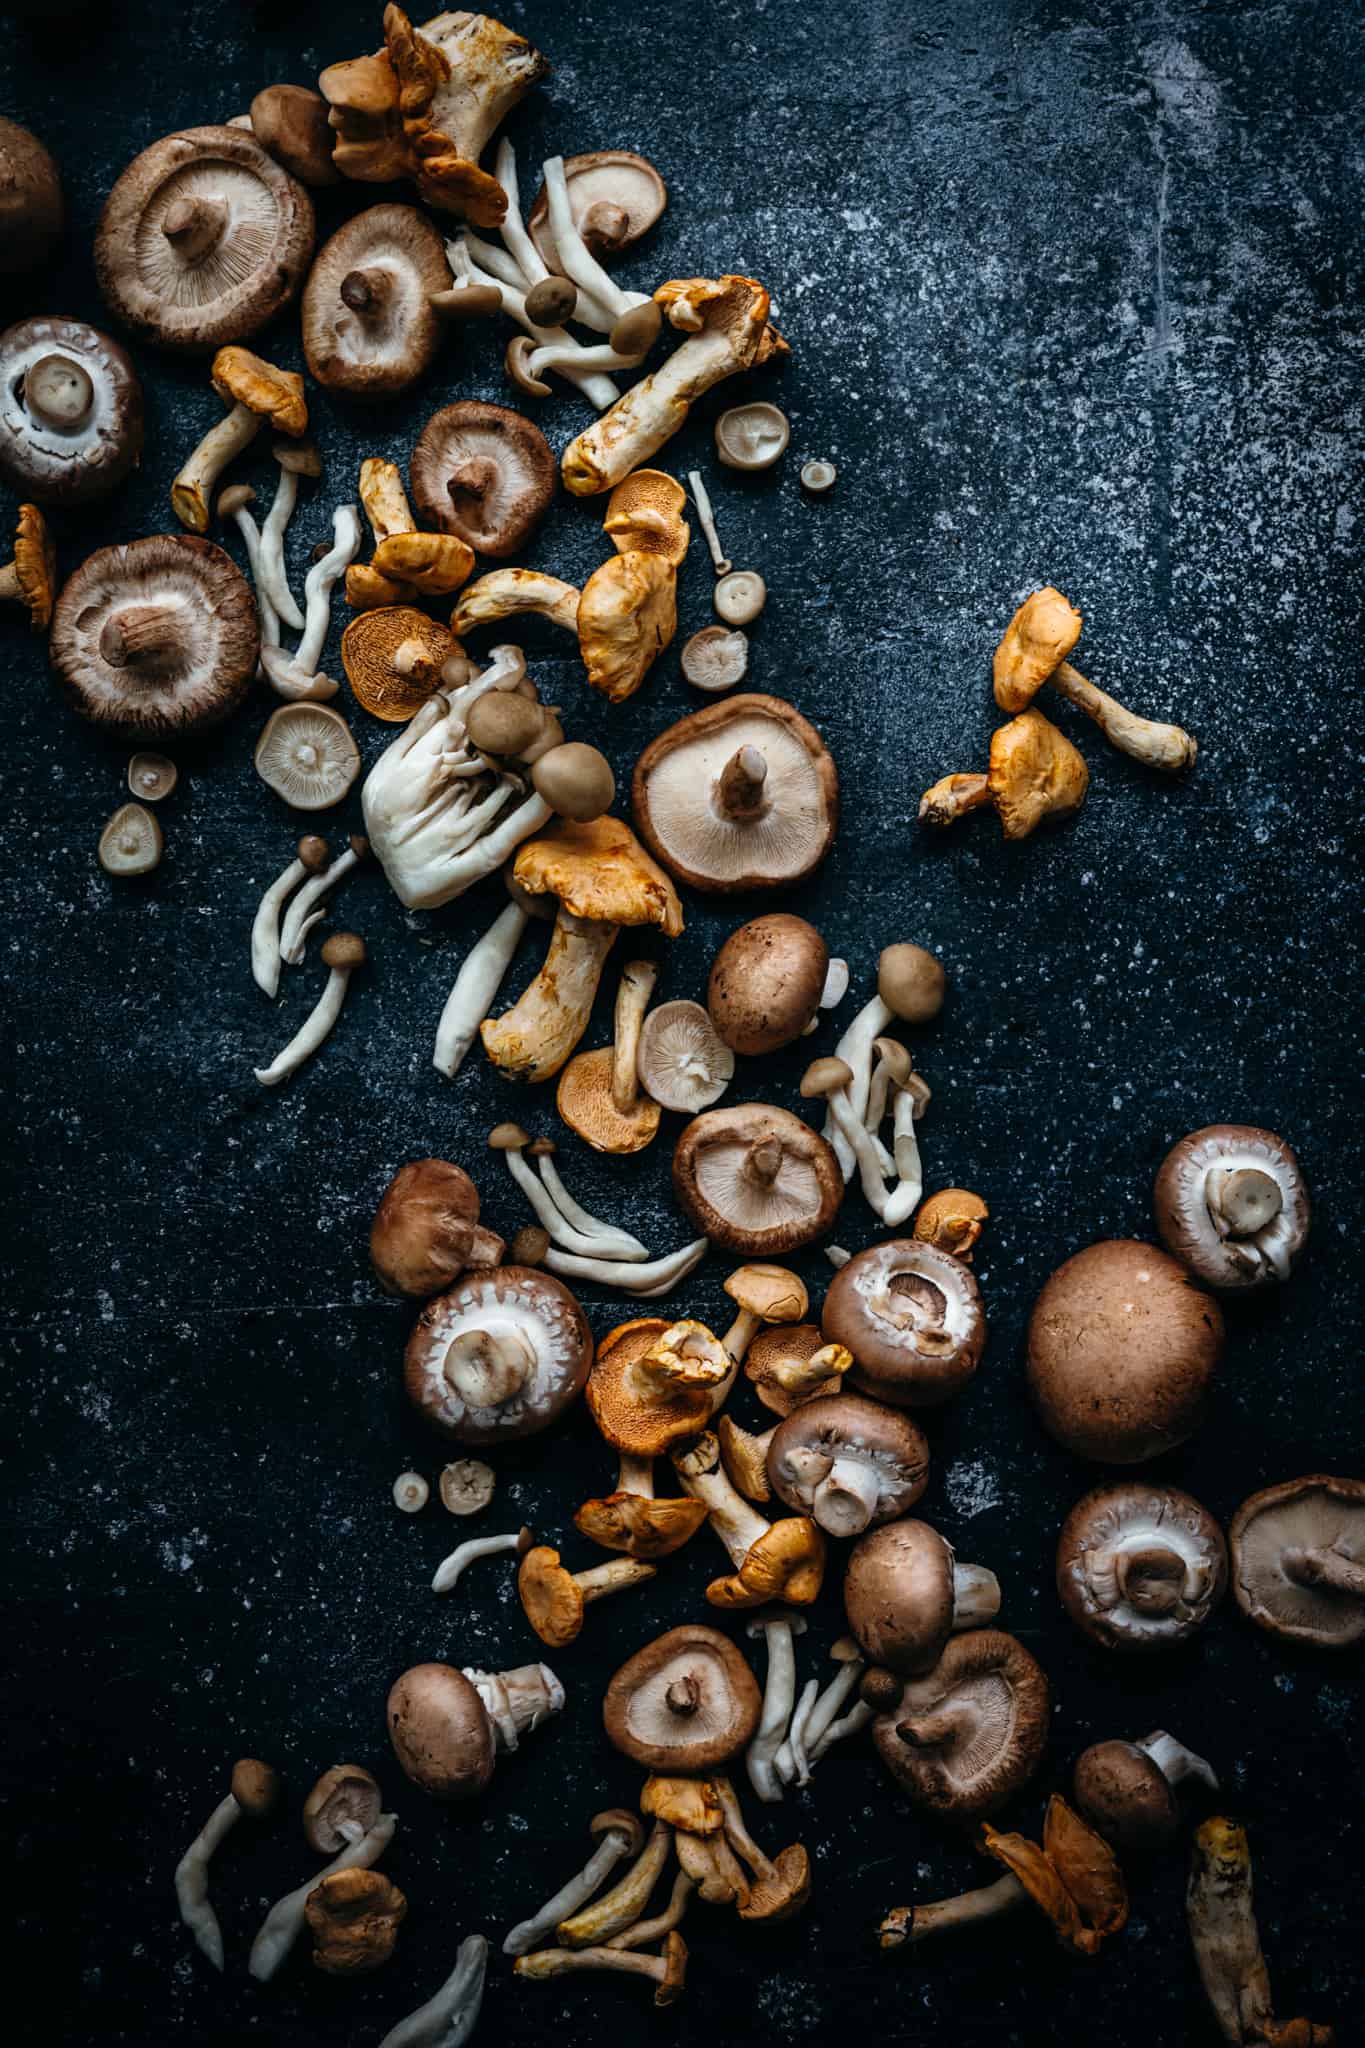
[526, 337, 648, 380]
[259, 456, 307, 632]
[711, 1776, 781, 1889]
[251, 842, 324, 999]
[813, 1457, 885, 1538]
[442, 1325, 535, 1409]
[897, 1702, 975, 1751]
[254, 956, 360, 1087]
[1283, 1545, 1365, 1598]
[433, 1525, 532, 1596]
[952, 1561, 1003, 1630]
[882, 1080, 930, 1228]
[463, 1663, 565, 1752]
[919, 771, 991, 827]
[163, 193, 227, 262]
[1205, 1165, 1283, 1239]
[745, 1610, 807, 1802]
[805, 1698, 875, 1764]
[572, 1557, 657, 1606]
[1138, 1730, 1219, 1793]
[496, 1136, 647, 1261]
[280, 837, 367, 965]
[822, 993, 893, 1177]
[556, 1821, 673, 1947]
[435, 903, 529, 1079]
[1051, 661, 1197, 773]
[605, 1870, 696, 1950]
[359, 458, 416, 547]
[545, 1237, 709, 1298]
[612, 959, 657, 1115]
[533, 1145, 650, 1259]
[716, 745, 768, 820]
[672, 1431, 772, 1566]
[782, 1677, 820, 1784]
[687, 469, 732, 575]
[174, 1792, 240, 1970]
[784, 1642, 866, 1780]
[447, 233, 622, 410]
[378, 1933, 488, 2048]
[248, 1813, 397, 1982]
[171, 403, 262, 533]
[220, 489, 281, 655]
[504, 1816, 643, 1957]
[514, 1939, 682, 1997]
[879, 1872, 1026, 1949]
[481, 910, 619, 1084]
[99, 604, 184, 676]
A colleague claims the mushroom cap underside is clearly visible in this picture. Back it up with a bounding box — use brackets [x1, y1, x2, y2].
[0, 316, 144, 505]
[603, 1625, 761, 1767]
[410, 400, 555, 556]
[1154, 1123, 1310, 1291]
[872, 1629, 1049, 1817]
[821, 1240, 986, 1408]
[302, 203, 450, 393]
[1229, 1475, 1365, 1648]
[404, 1266, 592, 1443]
[672, 1104, 843, 1255]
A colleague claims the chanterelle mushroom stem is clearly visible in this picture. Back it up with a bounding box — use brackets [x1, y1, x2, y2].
[377, 1932, 488, 2048]
[249, 1812, 397, 1982]
[919, 772, 991, 827]
[880, 1871, 1026, 1949]
[433, 1525, 532, 1596]
[514, 1935, 686, 2006]
[504, 1810, 645, 1956]
[557, 1820, 673, 1947]
[254, 933, 366, 1086]
[1187, 1817, 1333, 2048]
[1051, 661, 1197, 773]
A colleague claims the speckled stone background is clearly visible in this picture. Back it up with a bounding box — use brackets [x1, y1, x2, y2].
[3, 1, 1362, 2042]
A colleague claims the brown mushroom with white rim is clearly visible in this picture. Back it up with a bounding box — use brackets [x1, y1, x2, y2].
[869, 1629, 1050, 1818]
[637, 1000, 735, 1113]
[170, 347, 308, 534]
[671, 1430, 826, 1611]
[845, 1520, 1001, 1672]
[603, 1625, 762, 1772]
[920, 707, 1090, 841]
[767, 1395, 930, 1538]
[98, 803, 163, 878]
[994, 586, 1198, 773]
[1154, 1124, 1311, 1290]
[1072, 1732, 1218, 1856]
[518, 1543, 657, 1648]
[95, 126, 314, 352]
[673, 1103, 844, 1256]
[369, 1158, 503, 1299]
[255, 704, 361, 810]
[1229, 1475, 1365, 1650]
[504, 1808, 647, 1957]
[410, 401, 555, 558]
[528, 150, 667, 265]
[708, 914, 829, 1056]
[51, 535, 257, 739]
[633, 693, 838, 893]
[175, 1758, 281, 1970]
[0, 317, 143, 507]
[303, 1765, 382, 1854]
[404, 1264, 592, 1445]
[1056, 1482, 1228, 1651]
[821, 1239, 986, 1408]
[0, 119, 63, 274]
[303, 205, 451, 396]
[1027, 1239, 1225, 1463]
[387, 1659, 564, 1802]
[249, 85, 340, 187]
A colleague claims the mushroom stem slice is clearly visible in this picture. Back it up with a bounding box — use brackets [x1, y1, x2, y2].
[249, 1813, 397, 1983]
[435, 902, 529, 1079]
[879, 1871, 1027, 1949]
[556, 1821, 673, 1948]
[612, 959, 658, 1115]
[1052, 660, 1197, 773]
[504, 1815, 642, 1957]
[377, 1933, 489, 2048]
[174, 1791, 240, 1970]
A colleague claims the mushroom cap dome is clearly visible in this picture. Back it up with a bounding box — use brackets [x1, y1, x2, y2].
[708, 914, 829, 1056]
[0, 317, 143, 506]
[1154, 1124, 1310, 1291]
[822, 1239, 986, 1408]
[0, 119, 64, 275]
[844, 1519, 958, 1670]
[1071, 1741, 1181, 1855]
[387, 1663, 494, 1800]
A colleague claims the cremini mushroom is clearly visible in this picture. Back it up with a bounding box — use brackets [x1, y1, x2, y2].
[0, 501, 55, 632]
[249, 1810, 397, 1982]
[251, 835, 331, 997]
[393, 1472, 430, 1512]
[0, 316, 143, 507]
[433, 1524, 532, 1595]
[528, 150, 667, 264]
[1187, 1817, 1334, 2048]
[672, 1430, 826, 1610]
[249, 84, 340, 186]
[577, 548, 678, 703]
[1072, 1732, 1218, 1856]
[1027, 1239, 1225, 1462]
[306, 1866, 407, 1975]
[681, 624, 748, 693]
[846, 1520, 1001, 1672]
[767, 1395, 930, 1538]
[404, 1263, 592, 1444]
[127, 753, 177, 803]
[633, 693, 838, 892]
[387, 1659, 564, 1801]
[515, 1932, 688, 2007]
[1229, 1475, 1365, 1649]
[98, 802, 163, 878]
[636, 999, 735, 1113]
[716, 402, 790, 471]
[51, 535, 258, 737]
[913, 1187, 989, 1261]
[254, 931, 367, 1086]
[303, 204, 450, 395]
[303, 1765, 382, 1854]
[378, 1931, 488, 2048]
[672, 1103, 844, 1255]
[504, 1810, 646, 1957]
[557, 961, 662, 1155]
[878, 941, 947, 1023]
[822, 1239, 986, 1407]
[0, 119, 63, 274]
[451, 565, 581, 636]
[370, 1159, 503, 1298]
[603, 1625, 762, 1771]
[518, 1543, 656, 1647]
[441, 1459, 495, 1516]
[708, 915, 829, 1055]
[1056, 1482, 1228, 1651]
[410, 400, 555, 557]
[870, 1629, 1050, 1817]
[170, 346, 307, 534]
[920, 707, 1090, 840]
[175, 1758, 280, 1970]
[1154, 1124, 1311, 1291]
[255, 703, 361, 809]
[994, 586, 1198, 773]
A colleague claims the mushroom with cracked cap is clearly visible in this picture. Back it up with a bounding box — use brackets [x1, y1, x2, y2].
[302, 204, 451, 395]
[98, 803, 163, 878]
[249, 85, 340, 187]
[403, 1263, 592, 1444]
[914, 1187, 989, 1261]
[369, 1158, 504, 1298]
[1187, 1817, 1336, 2048]
[518, 1543, 657, 1647]
[1072, 1731, 1218, 1856]
[170, 347, 307, 533]
[845, 1520, 1000, 1672]
[504, 1809, 646, 1957]
[432, 1524, 532, 1594]
[303, 1765, 382, 1854]
[0, 502, 55, 631]
[822, 1239, 986, 1407]
[377, 1931, 488, 2048]
[1056, 1481, 1228, 1651]
[441, 1459, 495, 1516]
[920, 706, 1090, 840]
[0, 317, 143, 507]
[174, 1758, 280, 1970]
[254, 932, 367, 1086]
[515, 1930, 688, 2007]
[708, 914, 829, 1055]
[672, 1102, 844, 1256]
[250, 1809, 398, 1981]
[994, 585, 1198, 773]
[411, 400, 555, 557]
[577, 548, 678, 702]
[255, 704, 361, 809]
[1154, 1124, 1310, 1290]
[869, 1628, 1049, 1817]
[387, 1659, 564, 1800]
[681, 624, 748, 692]
[0, 119, 63, 274]
[305, 1867, 407, 1974]
[603, 1625, 762, 1771]
[767, 1394, 930, 1539]
[527, 150, 667, 264]
[1229, 1475, 1365, 1650]
[672, 1430, 826, 1610]
[602, 469, 691, 567]
[636, 999, 735, 1112]
[557, 960, 662, 1154]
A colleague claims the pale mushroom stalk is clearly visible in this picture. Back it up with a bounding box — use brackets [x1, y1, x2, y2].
[523, 336, 645, 380]
[249, 1813, 397, 1983]
[485, 143, 620, 335]
[1186, 1817, 1330, 2047]
[541, 155, 654, 333]
[879, 1872, 1027, 1948]
[746, 1610, 807, 1803]
[463, 1664, 565, 1753]
[434, 903, 529, 1079]
[1051, 660, 1197, 773]
[688, 471, 731, 575]
[613, 960, 658, 1116]
[279, 838, 367, 965]
[251, 841, 324, 999]
[806, 1060, 896, 1216]
[617, 1450, 655, 1495]
[673, 1433, 772, 1567]
[482, 911, 619, 1083]
[881, 1081, 930, 1228]
[259, 503, 362, 702]
[806, 1699, 876, 1764]
[711, 1776, 785, 1891]
[504, 1814, 643, 1957]
[173, 403, 264, 530]
[556, 1821, 673, 1947]
[1139, 1731, 1220, 1791]
[254, 935, 365, 1086]
[495, 1138, 648, 1262]
[545, 1237, 710, 1297]
[535, 1151, 650, 1260]
[781, 1679, 821, 1784]
[219, 488, 281, 653]
[781, 1643, 868, 1782]
[433, 1526, 531, 1596]
[823, 994, 892, 1177]
[258, 456, 307, 631]
[605, 1871, 697, 1950]
[173, 1792, 240, 1970]
[825, 1245, 852, 1268]
[514, 1943, 679, 1995]
[377, 1934, 488, 2048]
[447, 237, 621, 409]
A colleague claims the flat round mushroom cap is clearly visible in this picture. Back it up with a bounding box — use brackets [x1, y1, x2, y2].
[871, 1629, 1050, 1817]
[637, 1000, 735, 1113]
[387, 1663, 494, 1800]
[404, 1266, 593, 1445]
[585, 1317, 712, 1456]
[822, 1240, 986, 1409]
[1072, 1741, 1181, 1855]
[255, 704, 361, 809]
[993, 586, 1083, 714]
[369, 1158, 483, 1298]
[708, 914, 829, 1055]
[0, 317, 144, 506]
[410, 401, 555, 558]
[603, 1625, 761, 1768]
[50, 535, 258, 739]
[1056, 1482, 1228, 1651]
[1027, 1240, 1224, 1463]
[1229, 1475, 1365, 1649]
[528, 150, 667, 263]
[844, 1520, 958, 1670]
[715, 402, 790, 472]
[633, 694, 839, 893]
[302, 204, 449, 396]
[0, 119, 64, 275]
[302, 1764, 382, 1852]
[768, 1394, 930, 1535]
[672, 1103, 844, 1256]
[1154, 1124, 1310, 1291]
[94, 126, 314, 353]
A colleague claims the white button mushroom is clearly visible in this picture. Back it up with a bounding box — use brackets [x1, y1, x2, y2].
[393, 1472, 430, 1513]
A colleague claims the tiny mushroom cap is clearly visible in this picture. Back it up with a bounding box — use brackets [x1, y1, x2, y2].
[637, 999, 735, 1113]
[127, 753, 177, 802]
[532, 743, 616, 823]
[393, 1471, 429, 1512]
[0, 119, 64, 274]
[410, 401, 555, 558]
[1154, 1124, 1311, 1291]
[255, 704, 362, 809]
[577, 548, 678, 703]
[0, 316, 144, 507]
[1055, 1482, 1229, 1651]
[321, 932, 367, 971]
[341, 606, 455, 722]
[871, 1629, 1050, 1818]
[51, 535, 258, 738]
[913, 1188, 989, 1262]
[302, 1765, 382, 1853]
[878, 943, 947, 1024]
[845, 1520, 1001, 1671]
[714, 569, 767, 626]
[230, 1758, 281, 1816]
[715, 402, 791, 471]
[681, 625, 748, 693]
[603, 1625, 762, 1769]
[369, 1157, 500, 1299]
[633, 694, 838, 893]
[557, 1045, 661, 1156]
[404, 1265, 593, 1445]
[249, 85, 340, 188]
[522, 272, 578, 325]
[440, 1458, 496, 1516]
[799, 458, 836, 494]
[1228, 1475, 1365, 1649]
[302, 204, 451, 396]
[1072, 1734, 1218, 1856]
[528, 150, 667, 263]
[672, 1103, 844, 1256]
[305, 1866, 407, 1975]
[822, 1240, 987, 1408]
[993, 586, 1083, 713]
[98, 802, 163, 877]
[766, 1393, 930, 1538]
[387, 1663, 495, 1801]
[94, 126, 315, 352]
[586, 1317, 722, 1457]
[708, 914, 829, 1055]
[745, 1323, 851, 1416]
[1026, 1240, 1225, 1463]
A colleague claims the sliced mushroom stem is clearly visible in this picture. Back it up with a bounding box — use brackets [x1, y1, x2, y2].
[377, 1933, 488, 2048]
[280, 837, 367, 965]
[605, 1871, 697, 1950]
[434, 903, 529, 1079]
[172, 402, 262, 532]
[504, 1816, 643, 1957]
[687, 469, 731, 574]
[919, 771, 992, 827]
[254, 941, 364, 1086]
[481, 910, 619, 1084]
[163, 192, 227, 263]
[1138, 1730, 1219, 1792]
[717, 745, 769, 820]
[880, 1872, 1026, 1949]
[259, 459, 307, 632]
[1283, 1545, 1365, 1598]
[535, 1152, 650, 1259]
[557, 1821, 673, 1947]
[251, 838, 328, 998]
[173, 1791, 240, 1970]
[433, 1525, 532, 1596]
[746, 1610, 806, 1803]
[612, 959, 657, 1115]
[1051, 660, 1197, 773]
[99, 603, 184, 676]
[25, 352, 95, 430]
[544, 1237, 708, 1296]
[248, 1813, 397, 1983]
[672, 1431, 772, 1566]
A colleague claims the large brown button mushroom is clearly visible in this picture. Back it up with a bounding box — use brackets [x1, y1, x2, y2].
[0, 119, 63, 274]
[868, 1629, 1049, 1818]
[95, 126, 314, 352]
[0, 318, 143, 507]
[50, 535, 258, 739]
[603, 1626, 762, 1770]
[708, 915, 829, 1056]
[1026, 1240, 1224, 1463]
[404, 1265, 593, 1444]
[1071, 1732, 1218, 1856]
[1154, 1124, 1311, 1291]
[845, 1520, 1001, 1671]
[1228, 1475, 1365, 1649]
[528, 150, 667, 264]
[369, 1158, 504, 1298]
[387, 1659, 564, 1801]
[672, 1103, 844, 1256]
[633, 694, 839, 892]
[302, 205, 450, 396]
[767, 1395, 929, 1538]
[305, 1867, 406, 1975]
[410, 401, 556, 558]
[1055, 1482, 1228, 1651]
[822, 1240, 986, 1408]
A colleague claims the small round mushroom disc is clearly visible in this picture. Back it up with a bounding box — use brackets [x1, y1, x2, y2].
[0, 315, 144, 507]
[342, 606, 454, 721]
[255, 703, 361, 809]
[603, 1624, 761, 1768]
[715, 402, 791, 471]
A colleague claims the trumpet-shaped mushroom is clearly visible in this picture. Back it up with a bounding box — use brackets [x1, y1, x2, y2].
[307, 1873, 408, 1981]
[921, 706, 1091, 839]
[1187, 1818, 1335, 2046]
[378, 1932, 488, 2048]
[411, 400, 555, 557]
[1229, 1475, 1365, 1649]
[504, 1811, 646, 1956]
[434, 902, 529, 1078]
[604, 1625, 762, 1771]
[1056, 1482, 1228, 1651]
[251, 835, 331, 997]
[637, 999, 735, 1112]
[515, 1931, 688, 2007]
[994, 586, 1198, 773]
[404, 1264, 592, 1443]
[672, 1103, 844, 1256]
[578, 548, 678, 703]
[870, 1630, 1049, 1818]
[254, 931, 367, 1085]
[556, 1818, 674, 1948]
[845, 1520, 1000, 1672]
[387, 1659, 563, 1801]
[250, 1811, 397, 1981]
[1073, 1731, 1218, 1855]
[672, 1430, 825, 1610]
[303, 1765, 382, 1853]
[432, 1523, 532, 1595]
[1154, 1124, 1311, 1291]
[745, 1610, 807, 1802]
[170, 347, 307, 534]
[0, 315, 143, 508]
[767, 1395, 930, 1538]
[302, 204, 450, 395]
[175, 1758, 280, 1969]
[518, 1543, 657, 1647]
[822, 1239, 986, 1408]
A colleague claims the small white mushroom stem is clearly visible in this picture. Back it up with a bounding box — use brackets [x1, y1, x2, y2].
[504, 1817, 642, 1956]
[248, 1813, 397, 1982]
[823, 995, 892, 1176]
[259, 460, 306, 631]
[672, 1432, 772, 1566]
[820, 1077, 897, 1218]
[443, 1324, 536, 1408]
[526, 337, 645, 379]
[879, 1872, 1026, 1949]
[1283, 1544, 1365, 1598]
[617, 1451, 654, 1496]
[780, 1679, 820, 1785]
[612, 960, 658, 1115]
[557, 1822, 673, 1947]
[174, 1791, 240, 1970]
[447, 236, 621, 410]
[534, 1152, 650, 1258]
[951, 1561, 1003, 1629]
[434, 903, 529, 1079]
[433, 1525, 530, 1596]
[711, 1776, 782, 1886]
[222, 493, 281, 650]
[280, 839, 367, 964]
[251, 846, 319, 998]
[1205, 1164, 1284, 1240]
[687, 470, 731, 575]
[463, 1663, 565, 1752]
[546, 1236, 709, 1297]
[746, 1610, 807, 1803]
[1051, 660, 1197, 773]
[426, 791, 556, 902]
[1138, 1730, 1219, 1792]
[806, 1698, 875, 1765]
[296, 503, 362, 673]
[254, 953, 361, 1087]
[378, 1933, 489, 2048]
[785, 1644, 867, 1780]
[514, 1943, 676, 1992]
[173, 403, 262, 527]
[499, 1142, 647, 1261]
[492, 141, 553, 288]
[572, 1557, 656, 1605]
[605, 1871, 696, 1950]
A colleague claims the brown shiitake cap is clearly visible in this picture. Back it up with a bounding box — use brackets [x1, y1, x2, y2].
[514, 815, 683, 935]
[94, 126, 314, 353]
[637, 1000, 734, 1114]
[249, 85, 340, 188]
[577, 548, 678, 704]
[585, 1317, 708, 1456]
[993, 586, 1083, 714]
[387, 1663, 494, 1801]
[1026, 1240, 1224, 1463]
[229, 1758, 280, 1816]
[404, 1265, 593, 1446]
[767, 1394, 930, 1536]
[708, 914, 829, 1056]
[303, 205, 450, 396]
[602, 470, 690, 566]
[632, 694, 838, 894]
[302, 1764, 382, 1852]
[255, 704, 361, 809]
[672, 1103, 843, 1256]
[745, 1323, 841, 1416]
[913, 1188, 988, 1262]
[1055, 1482, 1228, 1651]
[557, 1046, 661, 1155]
[1228, 1475, 1365, 1649]
[4, 501, 56, 629]
[822, 1240, 986, 1409]
[603, 1625, 761, 1769]
[878, 943, 946, 1024]
[51, 535, 257, 738]
[341, 606, 454, 723]
[574, 1491, 708, 1560]
[305, 1866, 407, 1975]
[528, 150, 667, 264]
[0, 317, 143, 507]
[369, 1158, 482, 1299]
[0, 119, 63, 275]
[872, 1630, 1049, 1818]
[531, 743, 616, 823]
[1071, 1741, 1183, 1856]
[988, 708, 1089, 839]
[410, 401, 555, 558]
[1153, 1124, 1310, 1292]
